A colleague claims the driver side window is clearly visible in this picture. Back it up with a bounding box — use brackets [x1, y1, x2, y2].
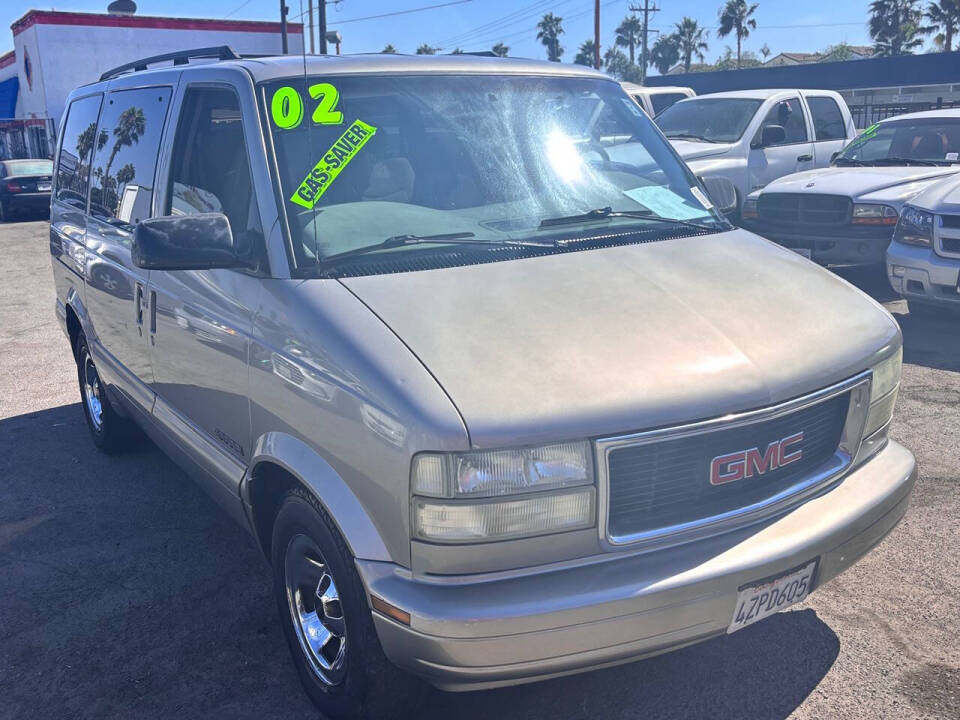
[756, 98, 807, 146]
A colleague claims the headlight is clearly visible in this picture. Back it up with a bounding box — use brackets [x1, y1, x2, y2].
[852, 203, 899, 225]
[412, 441, 595, 542]
[742, 196, 758, 219]
[860, 348, 902, 462]
[893, 206, 934, 246]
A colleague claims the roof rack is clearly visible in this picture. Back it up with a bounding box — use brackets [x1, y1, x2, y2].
[100, 46, 241, 82]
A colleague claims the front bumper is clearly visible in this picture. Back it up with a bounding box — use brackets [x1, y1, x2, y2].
[887, 240, 960, 308]
[744, 223, 892, 266]
[358, 440, 916, 691]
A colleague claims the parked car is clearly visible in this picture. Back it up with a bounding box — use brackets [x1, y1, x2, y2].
[887, 172, 960, 314]
[620, 82, 694, 117]
[50, 50, 915, 719]
[655, 89, 857, 213]
[742, 110, 960, 266]
[0, 158, 53, 220]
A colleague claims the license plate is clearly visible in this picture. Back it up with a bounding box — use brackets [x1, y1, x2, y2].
[37, 182, 51, 192]
[728, 559, 818, 634]
[788, 247, 812, 259]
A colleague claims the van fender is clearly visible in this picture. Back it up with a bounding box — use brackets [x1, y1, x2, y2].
[243, 432, 392, 562]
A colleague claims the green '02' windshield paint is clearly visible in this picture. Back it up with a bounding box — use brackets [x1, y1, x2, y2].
[289, 120, 377, 210]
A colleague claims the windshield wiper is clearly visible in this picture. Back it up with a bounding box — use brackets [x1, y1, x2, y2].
[538, 206, 720, 233]
[870, 157, 941, 167]
[833, 157, 867, 167]
[664, 133, 723, 144]
[318, 232, 554, 265]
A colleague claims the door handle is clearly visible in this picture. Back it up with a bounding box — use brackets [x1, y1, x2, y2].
[797, 154, 813, 162]
[149, 290, 157, 344]
[135, 282, 144, 335]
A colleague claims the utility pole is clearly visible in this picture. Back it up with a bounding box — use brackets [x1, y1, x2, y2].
[319, 0, 328, 54]
[594, 0, 601, 70]
[308, 0, 315, 54]
[279, 0, 288, 54]
[629, 1, 659, 84]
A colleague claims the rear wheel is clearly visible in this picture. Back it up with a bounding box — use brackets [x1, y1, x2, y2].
[271, 487, 427, 719]
[0, 200, 9, 222]
[75, 334, 136, 453]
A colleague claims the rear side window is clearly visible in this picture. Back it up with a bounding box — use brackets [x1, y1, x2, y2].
[89, 87, 171, 227]
[650, 93, 688, 116]
[55, 94, 103, 206]
[167, 86, 263, 261]
[808, 96, 846, 141]
[757, 97, 808, 145]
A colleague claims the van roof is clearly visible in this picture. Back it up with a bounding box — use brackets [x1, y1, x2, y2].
[94, 48, 611, 86]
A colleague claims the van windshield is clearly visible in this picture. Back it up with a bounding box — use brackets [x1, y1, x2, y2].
[263, 74, 725, 275]
[655, 98, 763, 143]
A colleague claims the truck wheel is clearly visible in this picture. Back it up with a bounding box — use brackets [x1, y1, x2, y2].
[75, 334, 135, 454]
[271, 487, 428, 719]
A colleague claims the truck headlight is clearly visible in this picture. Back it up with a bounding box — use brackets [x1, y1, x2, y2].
[852, 203, 899, 225]
[412, 441, 595, 542]
[857, 348, 902, 464]
[893, 206, 934, 246]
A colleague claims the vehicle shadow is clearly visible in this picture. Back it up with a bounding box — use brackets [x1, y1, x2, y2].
[0, 403, 839, 720]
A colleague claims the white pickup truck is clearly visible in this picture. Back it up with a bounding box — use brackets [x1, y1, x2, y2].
[655, 89, 857, 213]
[620, 82, 694, 117]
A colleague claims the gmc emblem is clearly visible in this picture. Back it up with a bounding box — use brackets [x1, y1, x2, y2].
[710, 432, 804, 486]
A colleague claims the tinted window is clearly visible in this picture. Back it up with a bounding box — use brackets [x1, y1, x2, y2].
[167, 86, 263, 263]
[756, 98, 807, 145]
[808, 97, 846, 141]
[55, 94, 103, 205]
[837, 118, 960, 163]
[656, 98, 763, 143]
[650, 93, 688, 116]
[89, 87, 171, 226]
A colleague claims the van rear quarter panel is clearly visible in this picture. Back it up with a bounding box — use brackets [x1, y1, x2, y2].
[248, 278, 469, 567]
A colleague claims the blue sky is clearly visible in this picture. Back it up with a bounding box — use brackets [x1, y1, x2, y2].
[1, 0, 890, 70]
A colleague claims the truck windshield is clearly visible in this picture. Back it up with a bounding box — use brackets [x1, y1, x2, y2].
[262, 74, 724, 274]
[655, 98, 763, 143]
[835, 118, 960, 166]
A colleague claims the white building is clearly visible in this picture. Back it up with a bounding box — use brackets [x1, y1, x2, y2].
[0, 8, 304, 157]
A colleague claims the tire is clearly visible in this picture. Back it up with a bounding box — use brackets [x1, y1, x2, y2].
[271, 487, 428, 719]
[75, 333, 137, 454]
[0, 200, 8, 222]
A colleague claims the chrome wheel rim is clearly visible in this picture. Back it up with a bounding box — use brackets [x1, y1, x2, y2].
[82, 353, 104, 431]
[284, 534, 347, 686]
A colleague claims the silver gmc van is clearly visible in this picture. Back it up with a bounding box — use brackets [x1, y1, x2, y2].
[49, 50, 915, 719]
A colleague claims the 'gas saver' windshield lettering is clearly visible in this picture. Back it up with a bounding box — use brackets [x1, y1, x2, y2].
[290, 120, 377, 210]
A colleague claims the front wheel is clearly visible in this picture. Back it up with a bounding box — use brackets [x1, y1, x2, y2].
[271, 487, 428, 719]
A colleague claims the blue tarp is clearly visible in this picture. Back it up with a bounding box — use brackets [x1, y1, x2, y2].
[0, 76, 19, 119]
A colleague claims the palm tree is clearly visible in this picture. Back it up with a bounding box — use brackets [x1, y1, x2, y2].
[491, 42, 510, 57]
[925, 0, 960, 52]
[615, 15, 644, 64]
[675, 17, 710, 72]
[415, 43, 437, 55]
[103, 106, 145, 185]
[760, 43, 771, 61]
[381, 44, 398, 54]
[649, 34, 681, 75]
[574, 39, 597, 66]
[869, 0, 925, 55]
[536, 13, 565, 62]
[717, 0, 758, 69]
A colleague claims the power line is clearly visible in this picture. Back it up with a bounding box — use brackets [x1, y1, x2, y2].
[224, 0, 254, 18]
[437, 0, 560, 48]
[652, 20, 865, 31]
[323, 0, 473, 26]
[459, 0, 619, 52]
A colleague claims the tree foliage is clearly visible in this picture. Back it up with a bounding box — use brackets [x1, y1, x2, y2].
[615, 15, 644, 64]
[717, 0, 759, 68]
[675, 17, 710, 73]
[574, 39, 597, 67]
[650, 34, 681, 75]
[925, 0, 960, 52]
[869, 0, 925, 55]
[381, 44, 398, 54]
[415, 43, 437, 55]
[491, 42, 510, 57]
[536, 13, 565, 62]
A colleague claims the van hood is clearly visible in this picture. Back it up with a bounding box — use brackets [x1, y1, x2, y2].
[341, 229, 899, 448]
[668, 139, 734, 161]
[760, 166, 960, 203]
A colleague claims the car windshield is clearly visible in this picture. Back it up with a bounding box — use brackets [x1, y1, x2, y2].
[263, 74, 725, 274]
[836, 117, 960, 165]
[3, 159, 53, 176]
[655, 98, 763, 143]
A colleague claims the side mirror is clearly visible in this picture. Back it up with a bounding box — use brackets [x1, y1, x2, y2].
[753, 124, 787, 149]
[698, 175, 738, 217]
[133, 213, 242, 271]
[830, 151, 841, 163]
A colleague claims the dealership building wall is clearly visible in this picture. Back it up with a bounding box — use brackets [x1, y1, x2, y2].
[0, 10, 304, 158]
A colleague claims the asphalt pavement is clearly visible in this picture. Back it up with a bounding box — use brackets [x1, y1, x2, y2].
[1, 219, 958, 719]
